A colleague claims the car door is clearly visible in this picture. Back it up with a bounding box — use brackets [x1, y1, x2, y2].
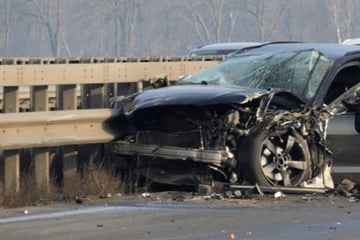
[326, 83, 360, 183]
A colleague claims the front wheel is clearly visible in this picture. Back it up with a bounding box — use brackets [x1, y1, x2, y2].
[239, 128, 311, 187]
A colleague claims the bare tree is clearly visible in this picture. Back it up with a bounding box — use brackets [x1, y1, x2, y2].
[326, 0, 356, 43]
[0, 0, 21, 56]
[244, 0, 286, 41]
[3, 0, 360, 57]
[95, 0, 141, 56]
[181, 0, 238, 44]
[21, 0, 64, 56]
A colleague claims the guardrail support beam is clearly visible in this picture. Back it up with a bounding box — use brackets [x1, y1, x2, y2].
[3, 87, 20, 194]
[57, 85, 78, 188]
[82, 84, 105, 109]
[34, 148, 50, 191]
[62, 145, 78, 184]
[32, 86, 49, 111]
[4, 150, 20, 194]
[32, 86, 50, 191]
[57, 85, 77, 110]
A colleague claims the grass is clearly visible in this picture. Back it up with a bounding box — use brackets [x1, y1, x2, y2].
[0, 174, 53, 208]
[0, 163, 125, 208]
[62, 163, 123, 200]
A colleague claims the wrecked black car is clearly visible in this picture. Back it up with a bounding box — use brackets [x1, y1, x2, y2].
[108, 42, 360, 189]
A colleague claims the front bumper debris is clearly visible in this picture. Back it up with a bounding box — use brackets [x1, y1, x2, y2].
[111, 140, 228, 165]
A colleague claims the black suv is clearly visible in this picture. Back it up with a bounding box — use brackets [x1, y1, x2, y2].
[109, 42, 360, 188]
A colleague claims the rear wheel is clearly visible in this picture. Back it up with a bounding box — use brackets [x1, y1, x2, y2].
[239, 128, 311, 187]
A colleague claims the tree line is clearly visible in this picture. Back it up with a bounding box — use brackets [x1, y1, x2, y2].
[0, 0, 359, 58]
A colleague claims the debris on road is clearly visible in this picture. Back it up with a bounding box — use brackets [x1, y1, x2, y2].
[142, 192, 151, 198]
[74, 196, 84, 204]
[99, 193, 112, 199]
[349, 196, 359, 203]
[334, 178, 360, 202]
[274, 191, 286, 199]
[229, 184, 330, 194]
[337, 178, 356, 193]
[232, 190, 242, 198]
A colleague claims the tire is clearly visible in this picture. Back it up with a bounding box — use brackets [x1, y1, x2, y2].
[238, 128, 311, 187]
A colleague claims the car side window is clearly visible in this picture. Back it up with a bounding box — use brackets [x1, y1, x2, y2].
[324, 64, 360, 104]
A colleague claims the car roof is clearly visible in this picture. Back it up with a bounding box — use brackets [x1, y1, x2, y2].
[233, 42, 360, 59]
[193, 42, 261, 51]
[189, 42, 261, 56]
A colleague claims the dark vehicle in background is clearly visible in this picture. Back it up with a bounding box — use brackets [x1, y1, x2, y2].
[108, 42, 360, 189]
[189, 42, 261, 57]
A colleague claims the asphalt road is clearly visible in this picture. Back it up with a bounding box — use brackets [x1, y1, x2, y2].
[0, 194, 359, 240]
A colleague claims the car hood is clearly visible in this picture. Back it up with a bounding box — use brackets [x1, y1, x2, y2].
[116, 85, 270, 114]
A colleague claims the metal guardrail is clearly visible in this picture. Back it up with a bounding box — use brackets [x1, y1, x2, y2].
[0, 109, 115, 150]
[0, 56, 222, 111]
[0, 56, 223, 86]
[0, 56, 222, 194]
[0, 56, 222, 146]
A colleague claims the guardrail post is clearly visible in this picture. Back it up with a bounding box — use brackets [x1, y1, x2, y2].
[31, 85, 50, 191]
[57, 84, 78, 110]
[81, 84, 105, 108]
[4, 150, 20, 194]
[3, 87, 20, 194]
[32, 85, 48, 111]
[79, 84, 106, 168]
[33, 148, 49, 191]
[57, 85, 78, 188]
[61, 146, 77, 182]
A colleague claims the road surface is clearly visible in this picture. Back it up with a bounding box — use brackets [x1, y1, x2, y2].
[0, 193, 359, 240]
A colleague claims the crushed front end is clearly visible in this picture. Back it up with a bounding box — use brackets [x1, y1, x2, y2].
[107, 85, 332, 188]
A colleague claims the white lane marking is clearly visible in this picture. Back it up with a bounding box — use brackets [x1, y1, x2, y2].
[0, 205, 152, 224]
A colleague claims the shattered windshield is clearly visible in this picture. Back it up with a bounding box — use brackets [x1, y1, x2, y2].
[177, 50, 333, 101]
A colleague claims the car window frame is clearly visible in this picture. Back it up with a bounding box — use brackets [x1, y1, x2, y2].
[326, 81, 360, 115]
